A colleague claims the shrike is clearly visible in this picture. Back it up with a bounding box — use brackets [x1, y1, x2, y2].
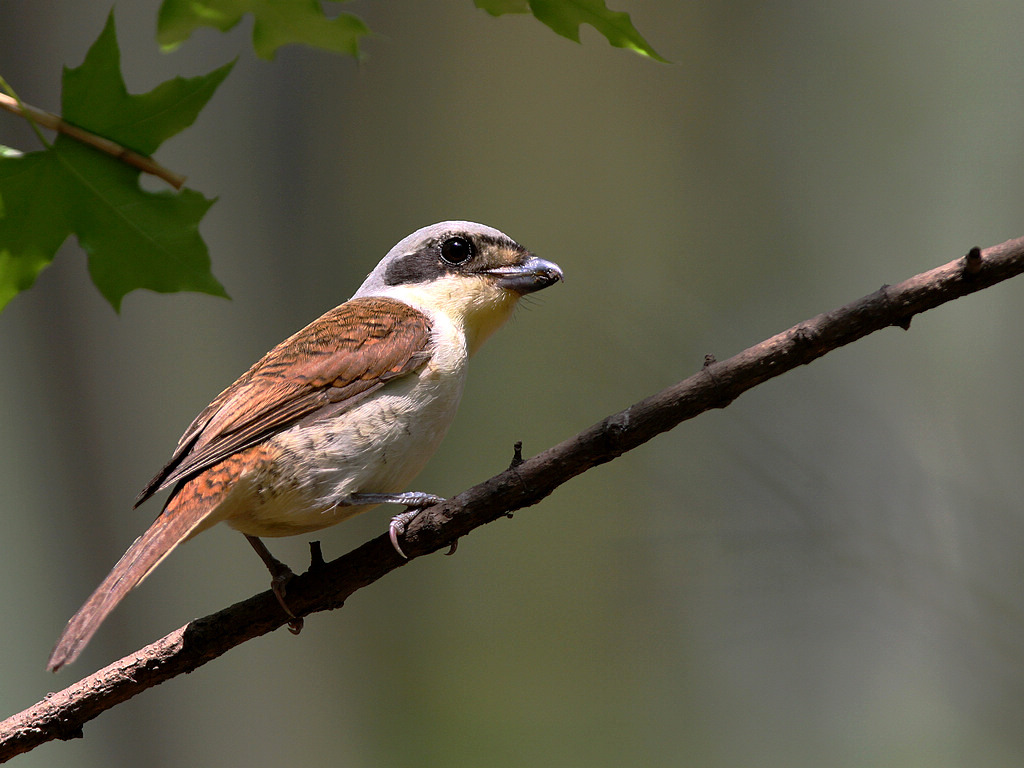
[48, 221, 563, 671]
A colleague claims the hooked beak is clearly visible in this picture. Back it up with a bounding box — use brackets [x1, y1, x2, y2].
[486, 256, 564, 295]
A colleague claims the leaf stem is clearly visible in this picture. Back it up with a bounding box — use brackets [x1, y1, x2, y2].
[0, 90, 186, 189]
[0, 75, 51, 149]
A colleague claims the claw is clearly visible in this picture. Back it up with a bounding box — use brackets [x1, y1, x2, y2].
[269, 572, 303, 634]
[389, 509, 421, 559]
[346, 492, 446, 560]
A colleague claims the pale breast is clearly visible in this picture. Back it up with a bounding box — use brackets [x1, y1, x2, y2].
[222, 315, 468, 536]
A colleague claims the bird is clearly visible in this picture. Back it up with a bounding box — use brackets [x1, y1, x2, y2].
[47, 221, 563, 671]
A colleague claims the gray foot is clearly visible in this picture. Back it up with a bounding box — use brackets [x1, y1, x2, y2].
[346, 492, 446, 559]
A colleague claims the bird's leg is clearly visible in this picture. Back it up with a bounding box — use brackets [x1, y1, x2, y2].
[245, 534, 303, 634]
[347, 492, 446, 560]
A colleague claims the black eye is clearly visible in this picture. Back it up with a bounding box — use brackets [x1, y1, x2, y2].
[440, 236, 474, 265]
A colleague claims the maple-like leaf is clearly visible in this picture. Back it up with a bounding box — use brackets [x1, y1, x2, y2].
[0, 13, 233, 312]
[157, 0, 371, 60]
[475, 0, 666, 61]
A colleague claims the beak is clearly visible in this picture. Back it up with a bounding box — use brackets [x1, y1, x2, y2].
[486, 256, 564, 295]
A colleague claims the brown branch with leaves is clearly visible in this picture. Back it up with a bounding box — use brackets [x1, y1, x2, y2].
[1, 236, 1023, 761]
[0, 91, 186, 189]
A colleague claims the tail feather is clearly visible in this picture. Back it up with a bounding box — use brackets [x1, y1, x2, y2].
[47, 498, 213, 672]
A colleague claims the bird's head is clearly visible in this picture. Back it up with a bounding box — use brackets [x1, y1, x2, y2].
[355, 221, 563, 355]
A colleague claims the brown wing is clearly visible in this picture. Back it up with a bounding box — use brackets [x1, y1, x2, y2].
[134, 296, 433, 507]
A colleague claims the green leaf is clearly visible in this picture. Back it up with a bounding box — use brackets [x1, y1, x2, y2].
[158, 0, 371, 60]
[476, 0, 667, 62]
[63, 14, 235, 154]
[0, 13, 231, 313]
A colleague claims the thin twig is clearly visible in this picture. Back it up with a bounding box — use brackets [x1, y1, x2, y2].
[1, 236, 1023, 760]
[0, 92, 186, 189]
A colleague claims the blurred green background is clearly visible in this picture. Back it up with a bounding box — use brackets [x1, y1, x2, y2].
[3, 1, 1024, 765]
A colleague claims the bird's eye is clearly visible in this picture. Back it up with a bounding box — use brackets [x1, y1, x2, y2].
[440, 236, 474, 265]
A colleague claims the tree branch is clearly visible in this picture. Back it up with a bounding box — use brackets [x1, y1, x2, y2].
[2, 236, 1023, 760]
[0, 92, 186, 189]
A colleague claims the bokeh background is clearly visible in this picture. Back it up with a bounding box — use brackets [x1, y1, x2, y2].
[3, 1, 1024, 765]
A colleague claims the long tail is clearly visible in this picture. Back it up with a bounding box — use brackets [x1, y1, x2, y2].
[47, 494, 215, 672]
